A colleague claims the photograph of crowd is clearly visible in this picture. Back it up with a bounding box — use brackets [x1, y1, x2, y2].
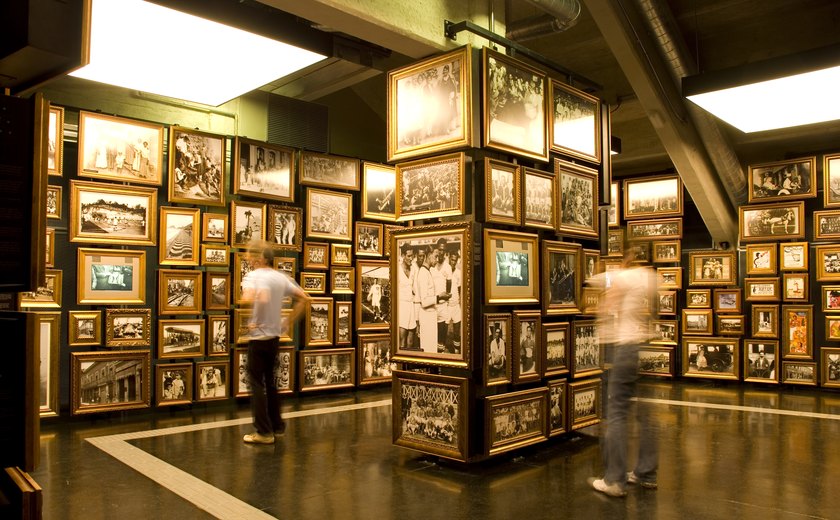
[197, 363, 227, 399]
[783, 362, 815, 383]
[488, 161, 517, 221]
[359, 263, 390, 327]
[79, 112, 162, 184]
[301, 152, 359, 190]
[573, 322, 600, 376]
[302, 273, 325, 293]
[398, 155, 462, 219]
[486, 318, 510, 383]
[552, 81, 598, 159]
[267, 207, 300, 249]
[490, 397, 544, 445]
[749, 158, 814, 201]
[625, 176, 681, 218]
[360, 335, 394, 382]
[305, 243, 327, 268]
[398, 379, 460, 450]
[110, 316, 146, 341]
[235, 140, 293, 201]
[523, 170, 554, 227]
[363, 163, 396, 220]
[628, 220, 681, 240]
[170, 130, 224, 204]
[165, 277, 196, 309]
[301, 352, 353, 388]
[160, 322, 203, 357]
[559, 169, 596, 233]
[357, 223, 383, 256]
[308, 189, 351, 240]
[238, 349, 293, 395]
[78, 190, 150, 241]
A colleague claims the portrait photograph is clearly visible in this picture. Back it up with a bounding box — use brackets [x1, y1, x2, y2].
[358, 333, 395, 385]
[638, 346, 674, 377]
[158, 319, 205, 359]
[583, 249, 600, 283]
[202, 213, 228, 243]
[77, 111, 164, 185]
[484, 158, 520, 225]
[743, 340, 778, 383]
[233, 137, 294, 202]
[77, 248, 145, 305]
[780, 242, 808, 271]
[196, 361, 229, 401]
[155, 363, 193, 407]
[688, 251, 737, 286]
[205, 272, 230, 311]
[821, 348, 840, 387]
[396, 152, 465, 221]
[748, 156, 816, 203]
[752, 304, 779, 338]
[230, 200, 265, 248]
[306, 297, 334, 347]
[46, 185, 61, 220]
[207, 315, 230, 356]
[357, 260, 390, 331]
[19, 269, 62, 309]
[550, 79, 600, 163]
[513, 311, 542, 384]
[623, 174, 683, 220]
[299, 348, 355, 392]
[159, 206, 199, 266]
[70, 180, 157, 246]
[782, 304, 812, 359]
[38, 313, 60, 417]
[568, 378, 601, 430]
[300, 150, 360, 191]
[485, 229, 539, 304]
[542, 240, 581, 315]
[739, 201, 805, 242]
[71, 350, 150, 415]
[522, 167, 555, 229]
[547, 380, 567, 436]
[267, 205, 302, 251]
[627, 218, 682, 241]
[68, 310, 102, 347]
[168, 127, 225, 206]
[485, 313, 512, 386]
[356, 221, 384, 257]
[158, 269, 202, 315]
[824, 152, 840, 207]
[306, 188, 352, 241]
[556, 159, 598, 238]
[105, 308, 151, 347]
[47, 105, 64, 176]
[362, 162, 397, 221]
[485, 389, 548, 456]
[681, 338, 739, 380]
[335, 301, 352, 345]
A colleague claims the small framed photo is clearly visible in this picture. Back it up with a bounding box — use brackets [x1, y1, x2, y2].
[745, 243, 777, 275]
[105, 308, 151, 347]
[306, 188, 353, 241]
[542, 239, 581, 315]
[512, 310, 541, 384]
[744, 277, 780, 302]
[657, 267, 682, 289]
[816, 244, 840, 281]
[68, 310, 102, 347]
[780, 242, 808, 271]
[571, 320, 603, 378]
[396, 152, 465, 221]
[206, 272, 230, 311]
[168, 127, 225, 206]
[158, 318, 205, 359]
[306, 297, 333, 347]
[330, 267, 355, 295]
[748, 156, 816, 203]
[274, 256, 296, 277]
[299, 348, 356, 392]
[77, 248, 145, 305]
[485, 313, 513, 386]
[45, 227, 55, 268]
[542, 321, 569, 377]
[37, 313, 60, 417]
[70, 180, 157, 246]
[158, 269, 202, 315]
[303, 242, 329, 270]
[46, 185, 61, 219]
[623, 174, 683, 220]
[77, 111, 164, 185]
[822, 285, 840, 312]
[781, 304, 813, 359]
[781, 361, 817, 386]
[361, 162, 397, 221]
[716, 314, 745, 336]
[556, 159, 598, 238]
[681, 337, 739, 380]
[71, 350, 150, 415]
[300, 272, 326, 294]
[630, 242, 652, 264]
[195, 361, 229, 401]
[233, 137, 295, 202]
[485, 388, 548, 456]
[682, 309, 713, 335]
[484, 228, 539, 305]
[568, 378, 601, 430]
[156, 363, 193, 407]
[783, 273, 809, 302]
[358, 333, 395, 384]
[202, 213, 228, 243]
[547, 379, 568, 437]
[581, 287, 600, 315]
[686, 289, 711, 309]
[300, 150, 360, 191]
[657, 290, 677, 315]
[230, 200, 265, 248]
[739, 201, 805, 242]
[522, 167, 556, 230]
[824, 152, 840, 207]
[331, 243, 352, 266]
[606, 228, 624, 257]
[550, 79, 601, 164]
[688, 251, 738, 286]
[484, 158, 521, 225]
[751, 304, 779, 338]
[335, 301, 352, 345]
[638, 346, 675, 377]
[743, 340, 779, 383]
[713, 288, 741, 313]
[815, 210, 840, 241]
[266, 205, 302, 251]
[159, 206, 200, 266]
[19, 269, 62, 309]
[201, 244, 229, 267]
[828, 316, 840, 341]
[582, 249, 600, 283]
[356, 221, 383, 257]
[626, 218, 682, 241]
[652, 241, 681, 263]
[650, 319, 678, 345]
[207, 315, 230, 357]
[608, 181, 619, 227]
[47, 105, 64, 176]
[821, 347, 840, 387]
[357, 259, 390, 331]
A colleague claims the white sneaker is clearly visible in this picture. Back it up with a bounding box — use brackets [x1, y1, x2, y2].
[588, 477, 627, 497]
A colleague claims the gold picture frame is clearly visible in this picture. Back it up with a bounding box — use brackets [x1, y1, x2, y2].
[739, 201, 805, 242]
[522, 167, 556, 230]
[303, 242, 329, 270]
[105, 308, 151, 347]
[300, 150, 360, 191]
[168, 127, 226, 206]
[780, 241, 808, 271]
[158, 269, 202, 315]
[555, 158, 598, 238]
[266, 205, 303, 251]
[716, 314, 745, 336]
[68, 310, 102, 347]
[71, 350, 151, 415]
[748, 156, 817, 203]
[484, 158, 521, 226]
[541, 239, 581, 315]
[814, 209, 840, 240]
[305, 297, 334, 347]
[331, 266, 355, 295]
[745, 243, 777, 275]
[821, 347, 840, 387]
[357, 333, 395, 385]
[201, 244, 229, 267]
[396, 152, 465, 222]
[159, 206, 200, 266]
[623, 174, 683, 220]
[361, 161, 397, 221]
[37, 312, 61, 417]
[158, 318, 205, 359]
[652, 240, 681, 263]
[205, 272, 230, 311]
[207, 315, 230, 357]
[824, 152, 840, 207]
[744, 277, 780, 302]
[781, 361, 817, 386]
[155, 363, 193, 407]
[816, 244, 840, 281]
[485, 228, 540, 305]
[299, 348, 356, 391]
[202, 213, 228, 243]
[230, 200, 265, 248]
[45, 227, 55, 268]
[300, 272, 326, 294]
[306, 188, 353, 241]
[356, 221, 384, 257]
[686, 289, 711, 308]
[485, 313, 513, 386]
[335, 300, 352, 345]
[713, 288, 742, 313]
[77, 248, 146, 304]
[549, 79, 601, 164]
[751, 304, 779, 338]
[331, 243, 352, 266]
[46, 185, 61, 219]
[681, 337, 739, 380]
[195, 361, 229, 401]
[743, 340, 779, 384]
[783, 272, 809, 302]
[781, 304, 812, 359]
[356, 259, 390, 331]
[627, 218, 682, 241]
[47, 105, 64, 176]
[19, 269, 62, 309]
[232, 137, 295, 202]
[485, 388, 548, 456]
[70, 180, 157, 246]
[688, 251, 737, 286]
[568, 378, 602, 430]
[682, 309, 713, 336]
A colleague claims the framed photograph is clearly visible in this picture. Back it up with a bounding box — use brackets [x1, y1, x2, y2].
[306, 297, 333, 347]
[396, 152, 465, 221]
[358, 333, 395, 385]
[555, 159, 598, 238]
[780, 242, 808, 271]
[547, 379, 568, 436]
[330, 267, 354, 295]
[681, 337, 739, 380]
[522, 167, 556, 230]
[650, 319, 678, 345]
[713, 288, 741, 313]
[608, 181, 619, 227]
[159, 206, 200, 266]
[207, 315, 230, 357]
[303, 242, 329, 270]
[19, 269, 62, 309]
[541, 240, 581, 315]
[47, 105, 64, 176]
[392, 222, 472, 368]
[782, 304, 812, 359]
[383, 224, 402, 258]
[512, 310, 542, 384]
[195, 361, 229, 401]
[274, 256, 296, 277]
[483, 47, 548, 162]
[657, 290, 677, 315]
[230, 200, 265, 248]
[657, 267, 682, 289]
[623, 174, 683, 220]
[748, 156, 816, 203]
[206, 272, 230, 311]
[331, 243, 352, 266]
[542, 321, 569, 377]
[357, 259, 390, 331]
[202, 213, 228, 243]
[361, 162, 397, 221]
[300, 272, 326, 294]
[77, 110, 164, 185]
[821, 347, 840, 387]
[485, 228, 539, 304]
[739, 201, 805, 242]
[652, 241, 680, 264]
[266, 205, 302, 251]
[828, 316, 840, 341]
[36, 312, 60, 417]
[300, 150, 360, 191]
[335, 301, 352, 345]
[568, 378, 601, 430]
[234, 308, 295, 346]
[606, 228, 624, 257]
[716, 314, 745, 336]
[822, 285, 840, 313]
[105, 308, 151, 347]
[356, 222, 384, 257]
[201, 244, 229, 267]
[582, 249, 600, 283]
[45, 227, 55, 268]
[688, 251, 737, 286]
[484, 158, 520, 225]
[824, 152, 840, 207]
[581, 287, 600, 315]
[158, 269, 202, 315]
[77, 248, 145, 304]
[783, 273, 809, 302]
[781, 361, 817, 386]
[70, 180, 157, 246]
[485, 313, 512, 386]
[817, 244, 840, 281]
[233, 137, 294, 202]
[299, 348, 356, 391]
[745, 243, 777, 275]
[743, 340, 779, 383]
[744, 277, 780, 302]
[68, 310, 101, 347]
[155, 363, 193, 407]
[571, 320, 602, 378]
[638, 346, 675, 377]
[233, 346, 296, 397]
[630, 242, 652, 264]
[686, 289, 711, 308]
[306, 188, 352, 241]
[550, 79, 601, 163]
[815, 209, 840, 241]
[46, 185, 61, 219]
[627, 218, 682, 241]
[751, 304, 779, 338]
[168, 127, 225, 206]
[485, 388, 548, 456]
[158, 318, 205, 359]
[71, 350, 151, 415]
[682, 309, 713, 336]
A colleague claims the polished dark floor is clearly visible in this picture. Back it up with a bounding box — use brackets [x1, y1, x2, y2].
[33, 380, 840, 519]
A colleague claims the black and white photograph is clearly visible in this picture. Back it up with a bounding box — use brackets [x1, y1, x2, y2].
[548, 381, 566, 435]
[623, 175, 683, 220]
[300, 349, 354, 391]
[683, 310, 712, 335]
[160, 207, 199, 266]
[267, 205, 301, 251]
[782, 361, 817, 385]
[332, 244, 351, 266]
[159, 320, 204, 358]
[206, 273, 229, 310]
[46, 185, 61, 219]
[496, 251, 529, 287]
[557, 160, 598, 237]
[356, 222, 383, 256]
[301, 151, 360, 191]
[202, 245, 228, 267]
[156, 364, 191, 406]
[714, 289, 741, 313]
[544, 322, 568, 375]
[818, 246, 840, 280]
[331, 267, 354, 294]
[208, 316, 229, 356]
[358, 260, 390, 330]
[306, 188, 352, 241]
[815, 210, 840, 240]
[689, 251, 737, 286]
[573, 321, 601, 377]
[658, 290, 676, 315]
[301, 273, 326, 294]
[627, 219, 682, 241]
[359, 333, 395, 384]
[550, 79, 600, 163]
[78, 111, 163, 185]
[196, 362, 228, 400]
[821, 349, 840, 387]
[231, 200, 265, 247]
[638, 347, 672, 376]
[72, 351, 150, 414]
[71, 180, 157, 246]
[396, 152, 464, 221]
[651, 320, 677, 345]
[48, 105, 64, 176]
[517, 318, 538, 380]
[274, 257, 296, 277]
[488, 392, 546, 451]
[306, 298, 333, 347]
[740, 202, 804, 242]
[545, 242, 580, 314]
[748, 156, 816, 203]
[159, 270, 202, 315]
[336, 302, 351, 344]
[38, 313, 59, 417]
[203, 214, 227, 243]
[752, 305, 779, 338]
[396, 376, 462, 453]
[568, 379, 601, 430]
[234, 138, 294, 202]
[304, 242, 328, 269]
[485, 158, 519, 225]
[573, 388, 597, 421]
[168, 127, 225, 206]
[717, 315, 744, 335]
[523, 168, 555, 229]
[825, 153, 840, 207]
[683, 339, 737, 379]
[91, 265, 133, 292]
[486, 315, 511, 384]
[483, 48, 548, 161]
[107, 311, 150, 347]
[362, 162, 397, 221]
[75, 318, 95, 341]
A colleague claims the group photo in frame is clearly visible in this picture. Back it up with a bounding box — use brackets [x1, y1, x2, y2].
[356, 221, 384, 257]
[512, 311, 542, 383]
[814, 210, 840, 241]
[484, 228, 539, 305]
[485, 388, 548, 456]
[155, 363, 193, 407]
[650, 319, 678, 345]
[233, 137, 295, 202]
[824, 152, 840, 207]
[681, 337, 739, 380]
[300, 150, 360, 191]
[688, 251, 737, 286]
[357, 259, 390, 331]
[361, 162, 397, 221]
[739, 201, 805, 242]
[71, 350, 151, 415]
[396, 152, 465, 221]
[47, 105, 64, 176]
[300, 272, 326, 294]
[522, 167, 556, 230]
[542, 240, 581, 315]
[19, 269, 62, 309]
[168, 127, 226, 206]
[305, 297, 334, 347]
[686, 289, 711, 309]
[230, 200, 265, 248]
[303, 242, 329, 270]
[484, 158, 521, 225]
[266, 205, 302, 251]
[549, 79, 601, 164]
[781, 361, 817, 386]
[298, 348, 355, 392]
[751, 304, 779, 338]
[638, 346, 674, 377]
[568, 378, 601, 430]
[68, 310, 102, 347]
[158, 318, 205, 359]
[556, 159, 598, 238]
[821, 347, 840, 387]
[201, 244, 229, 267]
[623, 174, 683, 220]
[46, 185, 61, 220]
[571, 320, 602, 378]
[105, 308, 151, 347]
[306, 188, 352, 241]
[159, 206, 200, 266]
[743, 340, 778, 383]
[77, 111, 164, 185]
[748, 156, 816, 203]
[70, 180, 157, 246]
[37, 312, 60, 417]
[627, 218, 682, 241]
[358, 333, 395, 385]
[158, 269, 202, 315]
[330, 267, 354, 295]
[652, 241, 680, 263]
[716, 314, 745, 336]
[77, 248, 145, 305]
[331, 243, 352, 266]
[657, 267, 682, 289]
[233, 346, 295, 397]
[485, 313, 513, 386]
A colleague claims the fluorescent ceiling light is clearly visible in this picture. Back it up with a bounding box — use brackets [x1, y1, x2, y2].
[71, 0, 326, 106]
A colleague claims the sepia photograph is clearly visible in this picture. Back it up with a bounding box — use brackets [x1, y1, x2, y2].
[623, 174, 683, 220]
[300, 150, 360, 191]
[47, 105, 64, 176]
[627, 218, 682, 241]
[739, 201, 805, 242]
[821, 348, 840, 387]
[196, 361, 228, 401]
[330, 267, 354, 295]
[513, 311, 541, 384]
[542, 240, 581, 315]
[356, 221, 384, 257]
[638, 346, 674, 377]
[572, 320, 602, 378]
[543, 321, 569, 377]
[335, 301, 352, 345]
[306, 188, 352, 241]
[522, 167, 555, 229]
[159, 206, 199, 266]
[568, 378, 601, 430]
[814, 210, 840, 241]
[158, 270, 202, 315]
[485, 229, 539, 304]
[77, 248, 146, 305]
[650, 319, 678, 345]
[168, 127, 225, 206]
[206, 272, 230, 311]
[155, 363, 193, 407]
[77, 111, 164, 185]
[550, 79, 600, 163]
[71, 350, 151, 415]
[158, 319, 205, 359]
[207, 315, 230, 356]
[682, 338, 738, 379]
[105, 308, 151, 347]
[201, 245, 229, 267]
[688, 251, 737, 286]
[70, 180, 157, 246]
[485, 389, 548, 455]
[265, 205, 302, 251]
[331, 243, 352, 266]
[202, 213, 228, 243]
[46, 185, 61, 219]
[299, 348, 355, 391]
[752, 304, 779, 338]
[362, 162, 397, 221]
[748, 156, 816, 203]
[396, 152, 465, 221]
[357, 260, 390, 330]
[781, 361, 817, 386]
[484, 158, 520, 225]
[38, 313, 60, 417]
[230, 200, 265, 248]
[485, 314, 512, 386]
[743, 340, 778, 383]
[306, 297, 333, 347]
[19, 269, 62, 309]
[303, 242, 329, 270]
[301, 272, 326, 294]
[68, 310, 101, 347]
[547, 380, 567, 436]
[824, 153, 840, 207]
[556, 159, 598, 238]
[233, 137, 294, 202]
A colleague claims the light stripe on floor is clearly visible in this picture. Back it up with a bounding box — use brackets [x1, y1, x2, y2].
[635, 397, 840, 420]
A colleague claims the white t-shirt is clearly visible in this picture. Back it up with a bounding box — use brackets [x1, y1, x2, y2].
[241, 267, 297, 338]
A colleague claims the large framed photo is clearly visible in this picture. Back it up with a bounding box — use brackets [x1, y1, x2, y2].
[821, 347, 840, 387]
[782, 304, 812, 359]
[485, 228, 539, 304]
[207, 315, 230, 357]
[77, 111, 164, 185]
[392, 222, 472, 368]
[158, 269, 202, 315]
[485, 388, 548, 456]
[745, 243, 777, 275]
[37, 312, 60, 417]
[484, 158, 521, 225]
[542, 240, 581, 315]
[205, 272, 230, 311]
[396, 152, 465, 221]
[305, 297, 334, 347]
[196, 361, 229, 401]
[158, 318, 205, 359]
[739, 201, 805, 242]
[159, 206, 200, 266]
[202, 213, 228, 243]
[549, 79, 601, 164]
[71, 350, 151, 415]
[814, 210, 840, 240]
[547, 379, 568, 436]
[748, 156, 816, 203]
[300, 150, 360, 191]
[824, 152, 840, 207]
[556, 159, 598, 238]
[483, 47, 548, 162]
[77, 248, 145, 304]
[392, 370, 470, 462]
[306, 188, 352, 241]
[19, 269, 62, 309]
[357, 259, 390, 331]
[572, 320, 603, 378]
[362, 162, 397, 221]
[47, 105, 64, 176]
[513, 311, 542, 383]
[485, 313, 512, 386]
[230, 200, 265, 248]
[46, 185, 61, 219]
[568, 378, 601, 430]
[233, 137, 294, 202]
[266, 205, 302, 251]
[751, 304, 779, 338]
[638, 346, 675, 377]
[780, 242, 808, 271]
[70, 180, 157, 246]
[68, 310, 102, 347]
[681, 337, 739, 380]
[358, 333, 395, 385]
[387, 45, 473, 162]
[105, 308, 151, 347]
[743, 340, 779, 383]
[816, 244, 840, 281]
[156, 363, 193, 407]
[623, 174, 683, 220]
[168, 127, 225, 206]
[627, 218, 682, 241]
[522, 167, 556, 230]
[688, 251, 737, 286]
[299, 348, 356, 392]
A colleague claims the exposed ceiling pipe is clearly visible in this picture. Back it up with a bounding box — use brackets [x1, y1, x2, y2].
[506, 0, 581, 41]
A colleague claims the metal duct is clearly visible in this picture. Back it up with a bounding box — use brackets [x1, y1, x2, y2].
[506, 0, 581, 41]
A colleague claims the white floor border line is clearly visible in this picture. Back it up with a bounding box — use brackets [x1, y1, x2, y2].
[634, 397, 840, 420]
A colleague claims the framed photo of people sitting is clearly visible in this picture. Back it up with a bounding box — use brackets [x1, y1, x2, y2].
[747, 156, 816, 203]
[484, 313, 512, 386]
[743, 340, 779, 384]
[396, 152, 465, 221]
[688, 251, 737, 286]
[568, 378, 601, 430]
[484, 388, 548, 456]
[739, 201, 805, 242]
[541, 240, 581, 315]
[555, 159, 598, 238]
[485, 228, 539, 305]
[484, 158, 521, 226]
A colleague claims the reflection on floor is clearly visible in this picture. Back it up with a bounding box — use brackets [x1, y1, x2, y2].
[33, 380, 840, 519]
